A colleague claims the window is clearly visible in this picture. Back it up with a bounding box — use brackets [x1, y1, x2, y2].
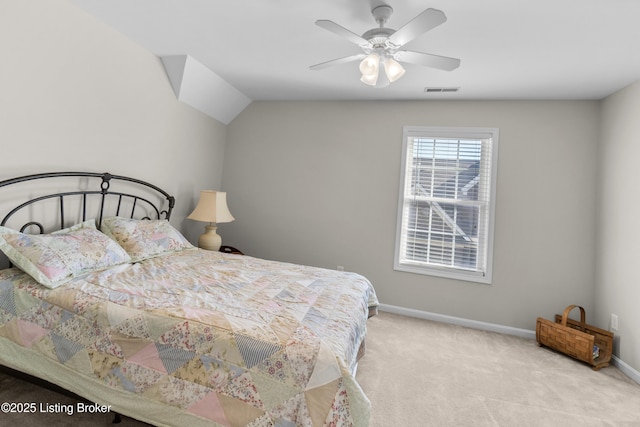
[394, 126, 499, 283]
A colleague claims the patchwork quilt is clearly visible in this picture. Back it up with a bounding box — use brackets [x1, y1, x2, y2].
[0, 250, 378, 426]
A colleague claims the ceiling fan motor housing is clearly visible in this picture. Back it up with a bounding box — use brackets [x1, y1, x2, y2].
[363, 5, 397, 50]
[362, 27, 395, 45]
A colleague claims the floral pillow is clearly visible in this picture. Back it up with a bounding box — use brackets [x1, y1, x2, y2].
[100, 217, 195, 262]
[0, 224, 132, 289]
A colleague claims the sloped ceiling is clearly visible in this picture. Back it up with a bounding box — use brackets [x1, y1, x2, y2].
[161, 55, 251, 124]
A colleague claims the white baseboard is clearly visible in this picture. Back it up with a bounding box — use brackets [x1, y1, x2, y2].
[612, 355, 640, 385]
[377, 303, 536, 340]
[377, 303, 640, 385]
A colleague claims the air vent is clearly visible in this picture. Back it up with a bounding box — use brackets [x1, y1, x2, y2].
[424, 87, 460, 93]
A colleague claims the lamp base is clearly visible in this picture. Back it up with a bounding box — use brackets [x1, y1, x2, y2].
[198, 224, 222, 251]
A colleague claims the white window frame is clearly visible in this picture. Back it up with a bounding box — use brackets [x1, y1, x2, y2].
[394, 126, 499, 284]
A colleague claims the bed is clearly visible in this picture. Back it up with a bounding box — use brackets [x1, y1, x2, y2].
[0, 172, 378, 427]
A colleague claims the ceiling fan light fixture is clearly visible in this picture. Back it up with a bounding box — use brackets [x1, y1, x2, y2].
[384, 58, 405, 82]
[360, 72, 378, 86]
[359, 53, 380, 77]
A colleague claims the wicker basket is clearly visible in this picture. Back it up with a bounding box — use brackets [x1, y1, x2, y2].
[536, 305, 613, 370]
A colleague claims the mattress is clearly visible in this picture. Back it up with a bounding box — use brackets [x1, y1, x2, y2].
[0, 249, 378, 426]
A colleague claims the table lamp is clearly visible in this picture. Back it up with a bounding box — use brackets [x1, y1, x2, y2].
[187, 190, 234, 250]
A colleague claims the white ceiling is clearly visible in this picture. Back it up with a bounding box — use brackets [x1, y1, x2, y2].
[71, 0, 640, 102]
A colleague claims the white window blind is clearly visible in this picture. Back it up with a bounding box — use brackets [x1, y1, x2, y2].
[394, 126, 499, 283]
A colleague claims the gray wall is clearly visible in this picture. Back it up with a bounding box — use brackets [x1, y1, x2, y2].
[222, 100, 600, 331]
[596, 80, 640, 373]
[1, 0, 226, 242]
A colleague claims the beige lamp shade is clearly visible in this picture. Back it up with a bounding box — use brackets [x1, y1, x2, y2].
[187, 191, 234, 223]
[187, 191, 234, 250]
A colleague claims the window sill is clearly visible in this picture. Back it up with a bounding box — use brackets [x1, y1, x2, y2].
[394, 262, 492, 284]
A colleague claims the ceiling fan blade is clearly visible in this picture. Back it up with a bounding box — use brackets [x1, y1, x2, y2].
[315, 20, 370, 47]
[310, 54, 366, 71]
[388, 8, 447, 47]
[395, 50, 461, 71]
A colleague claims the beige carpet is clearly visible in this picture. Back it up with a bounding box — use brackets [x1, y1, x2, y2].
[1, 311, 639, 426]
[356, 311, 640, 427]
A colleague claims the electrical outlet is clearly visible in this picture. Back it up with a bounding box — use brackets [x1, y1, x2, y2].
[337, 265, 344, 271]
[611, 314, 619, 331]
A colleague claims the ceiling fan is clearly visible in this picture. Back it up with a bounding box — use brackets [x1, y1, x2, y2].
[310, 5, 461, 87]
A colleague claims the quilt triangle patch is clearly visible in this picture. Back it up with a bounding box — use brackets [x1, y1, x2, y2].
[106, 302, 140, 328]
[217, 392, 265, 426]
[12, 285, 42, 315]
[127, 342, 167, 373]
[31, 335, 56, 361]
[234, 333, 282, 369]
[210, 329, 245, 366]
[187, 391, 231, 426]
[158, 320, 198, 351]
[172, 356, 208, 385]
[284, 327, 320, 385]
[252, 371, 301, 411]
[304, 377, 341, 427]
[255, 349, 297, 387]
[87, 349, 124, 379]
[305, 341, 341, 390]
[17, 319, 49, 347]
[45, 288, 77, 312]
[155, 343, 197, 374]
[50, 332, 84, 364]
[0, 286, 16, 315]
[145, 312, 182, 340]
[114, 313, 151, 339]
[0, 318, 20, 344]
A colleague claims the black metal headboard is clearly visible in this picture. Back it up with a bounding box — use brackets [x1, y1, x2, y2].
[0, 172, 175, 233]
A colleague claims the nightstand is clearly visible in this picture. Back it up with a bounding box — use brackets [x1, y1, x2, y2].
[219, 245, 244, 255]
